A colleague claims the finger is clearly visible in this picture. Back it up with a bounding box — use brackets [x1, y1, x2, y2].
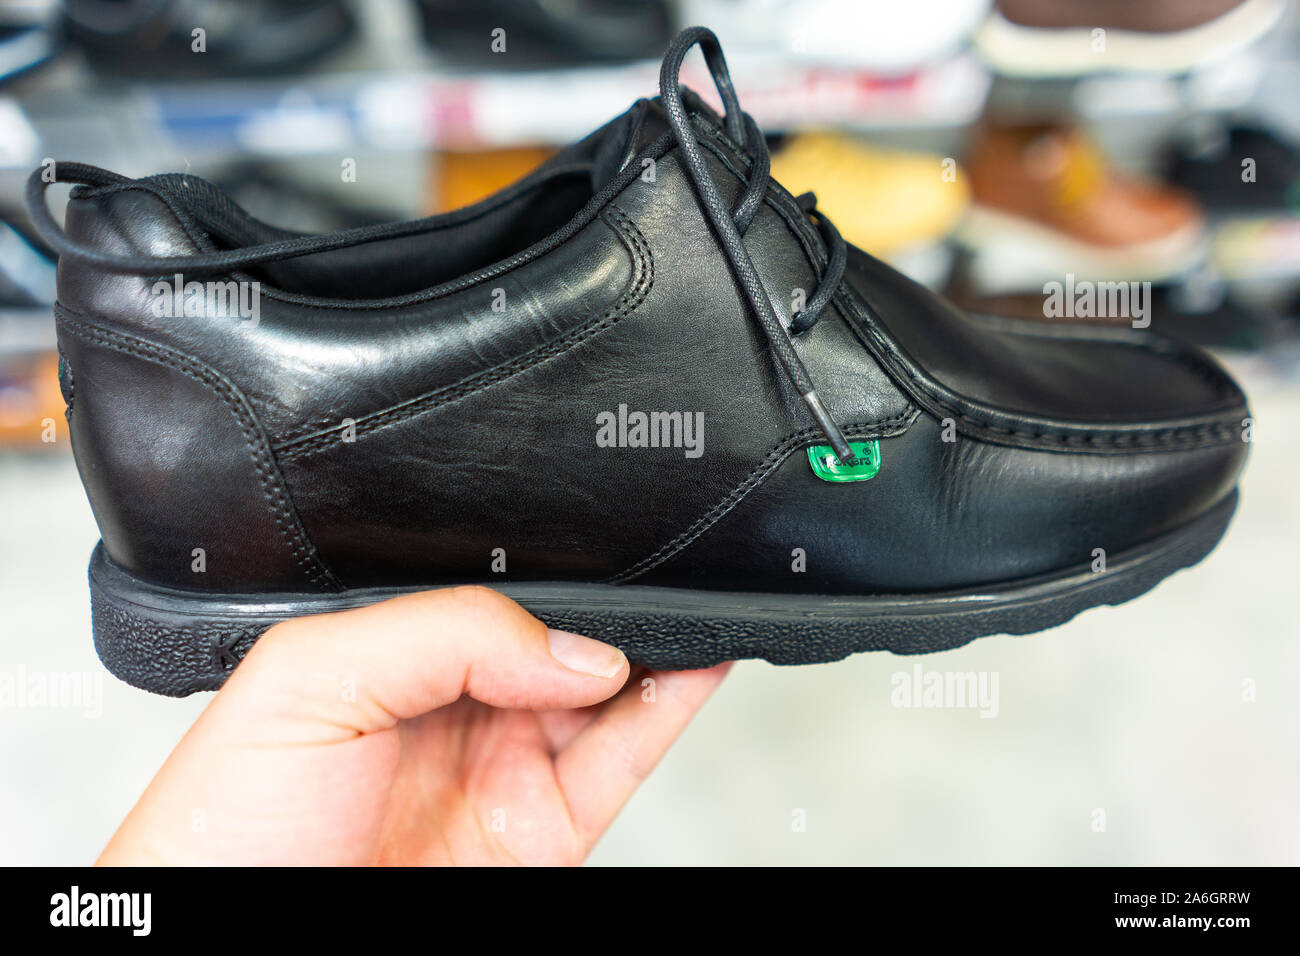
[536, 706, 604, 754]
[555, 662, 732, 847]
[537, 666, 651, 753]
[214, 586, 629, 739]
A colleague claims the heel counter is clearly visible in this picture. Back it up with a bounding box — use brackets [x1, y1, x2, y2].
[56, 185, 200, 322]
[56, 309, 337, 594]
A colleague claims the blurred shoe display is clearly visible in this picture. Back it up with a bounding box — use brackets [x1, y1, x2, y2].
[1211, 215, 1300, 280]
[0, 1, 59, 85]
[64, 0, 357, 79]
[0, 185, 61, 455]
[770, 131, 969, 285]
[1163, 124, 1300, 281]
[682, 0, 990, 73]
[770, 132, 970, 258]
[945, 257, 1288, 349]
[0, 213, 56, 311]
[944, 257, 1128, 327]
[428, 146, 558, 214]
[214, 162, 401, 233]
[1151, 281, 1290, 349]
[958, 121, 1207, 290]
[1165, 123, 1300, 218]
[0, 27, 55, 85]
[0, 351, 63, 449]
[976, 0, 1286, 77]
[416, 0, 671, 68]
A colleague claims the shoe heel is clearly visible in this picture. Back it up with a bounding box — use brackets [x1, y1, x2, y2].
[89, 544, 277, 696]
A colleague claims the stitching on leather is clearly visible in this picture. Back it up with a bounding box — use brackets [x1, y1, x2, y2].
[78, 180, 539, 311]
[608, 408, 920, 584]
[56, 306, 341, 592]
[845, 294, 1244, 452]
[75, 143, 676, 312]
[79, 164, 582, 249]
[696, 125, 1246, 454]
[695, 130, 842, 310]
[275, 205, 654, 462]
[964, 311, 1237, 400]
[839, 258, 1246, 451]
[695, 129, 919, 419]
[841, 251, 1246, 451]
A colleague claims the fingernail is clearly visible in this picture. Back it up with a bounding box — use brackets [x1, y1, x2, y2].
[547, 629, 625, 678]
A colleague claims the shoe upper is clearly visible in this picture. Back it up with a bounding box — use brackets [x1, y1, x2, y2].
[36, 31, 1249, 598]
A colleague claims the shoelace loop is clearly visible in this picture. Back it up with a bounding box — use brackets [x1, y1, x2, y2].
[659, 26, 853, 462]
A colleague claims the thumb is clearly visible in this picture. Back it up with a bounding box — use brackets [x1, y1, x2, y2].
[212, 586, 629, 738]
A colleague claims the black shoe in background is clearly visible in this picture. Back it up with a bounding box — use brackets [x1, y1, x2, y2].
[416, 0, 672, 68]
[1165, 124, 1300, 218]
[64, 0, 357, 79]
[213, 161, 407, 234]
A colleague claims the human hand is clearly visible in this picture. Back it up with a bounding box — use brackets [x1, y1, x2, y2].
[97, 586, 730, 865]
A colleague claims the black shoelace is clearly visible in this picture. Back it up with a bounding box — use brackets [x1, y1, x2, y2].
[659, 26, 852, 462]
[26, 26, 855, 462]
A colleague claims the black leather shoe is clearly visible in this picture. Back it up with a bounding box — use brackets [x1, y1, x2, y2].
[63, 0, 356, 79]
[415, 0, 672, 67]
[28, 28, 1249, 696]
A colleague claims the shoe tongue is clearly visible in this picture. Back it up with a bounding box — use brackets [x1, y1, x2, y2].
[589, 90, 728, 191]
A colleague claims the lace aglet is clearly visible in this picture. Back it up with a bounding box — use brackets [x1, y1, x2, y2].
[802, 390, 855, 465]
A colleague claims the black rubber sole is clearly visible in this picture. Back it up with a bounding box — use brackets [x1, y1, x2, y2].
[90, 490, 1238, 696]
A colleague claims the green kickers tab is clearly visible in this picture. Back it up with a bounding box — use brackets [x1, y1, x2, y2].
[807, 439, 882, 482]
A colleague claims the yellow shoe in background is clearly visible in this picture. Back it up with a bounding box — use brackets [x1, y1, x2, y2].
[770, 132, 970, 261]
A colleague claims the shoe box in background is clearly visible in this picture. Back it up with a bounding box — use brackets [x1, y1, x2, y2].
[0, 0, 1298, 451]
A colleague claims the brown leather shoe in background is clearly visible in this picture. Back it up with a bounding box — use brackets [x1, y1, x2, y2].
[958, 121, 1206, 290]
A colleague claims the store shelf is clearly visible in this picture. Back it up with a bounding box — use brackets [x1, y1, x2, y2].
[0, 310, 54, 354]
[11, 52, 992, 162]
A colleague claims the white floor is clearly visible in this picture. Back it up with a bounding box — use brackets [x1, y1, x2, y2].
[1, 353, 1297, 866]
